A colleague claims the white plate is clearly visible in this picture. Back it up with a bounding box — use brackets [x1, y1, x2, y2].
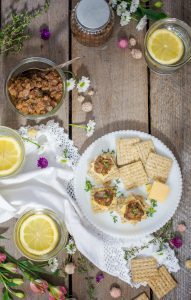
[74, 131, 182, 239]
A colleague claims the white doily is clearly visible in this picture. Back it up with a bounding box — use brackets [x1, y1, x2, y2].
[18, 121, 180, 287]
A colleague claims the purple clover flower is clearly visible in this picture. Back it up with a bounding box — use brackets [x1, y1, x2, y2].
[37, 157, 48, 169]
[96, 272, 104, 283]
[40, 27, 51, 40]
[170, 236, 183, 249]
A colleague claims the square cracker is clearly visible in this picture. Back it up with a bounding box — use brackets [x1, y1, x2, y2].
[145, 152, 172, 182]
[119, 161, 148, 189]
[148, 266, 177, 299]
[134, 293, 149, 300]
[135, 140, 155, 165]
[131, 257, 158, 283]
[116, 138, 140, 166]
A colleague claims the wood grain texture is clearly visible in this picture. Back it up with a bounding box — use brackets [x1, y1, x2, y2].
[150, 1, 191, 299]
[71, 1, 150, 299]
[0, 0, 69, 299]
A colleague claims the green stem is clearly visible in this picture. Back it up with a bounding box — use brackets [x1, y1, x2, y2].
[22, 137, 40, 148]
[69, 124, 86, 129]
[63, 70, 76, 81]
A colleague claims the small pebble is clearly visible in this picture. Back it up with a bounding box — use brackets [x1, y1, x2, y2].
[129, 37, 137, 47]
[131, 48, 142, 59]
[110, 287, 121, 298]
[88, 89, 95, 96]
[64, 262, 76, 275]
[185, 260, 191, 269]
[177, 223, 186, 233]
[77, 95, 85, 103]
[81, 101, 93, 112]
[118, 38, 128, 49]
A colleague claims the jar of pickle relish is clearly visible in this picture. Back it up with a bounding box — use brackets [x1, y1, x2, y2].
[71, 0, 115, 47]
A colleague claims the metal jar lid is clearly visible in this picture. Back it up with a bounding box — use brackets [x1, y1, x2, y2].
[76, 0, 111, 32]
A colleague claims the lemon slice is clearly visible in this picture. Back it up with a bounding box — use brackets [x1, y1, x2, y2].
[148, 29, 184, 65]
[19, 214, 59, 256]
[0, 136, 22, 176]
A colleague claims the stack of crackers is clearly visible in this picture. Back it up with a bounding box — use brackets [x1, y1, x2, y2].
[131, 257, 177, 299]
[117, 138, 172, 188]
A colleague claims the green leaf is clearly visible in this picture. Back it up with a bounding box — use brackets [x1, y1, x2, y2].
[0, 235, 7, 239]
[3, 290, 12, 300]
[141, 7, 168, 20]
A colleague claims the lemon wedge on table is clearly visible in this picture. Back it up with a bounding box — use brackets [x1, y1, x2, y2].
[0, 136, 22, 176]
[19, 214, 59, 256]
[147, 29, 184, 65]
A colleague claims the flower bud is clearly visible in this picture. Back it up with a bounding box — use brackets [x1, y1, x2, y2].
[0, 253, 6, 263]
[64, 262, 76, 275]
[2, 262, 18, 273]
[12, 278, 24, 285]
[30, 279, 48, 294]
[15, 291, 25, 299]
[154, 1, 163, 8]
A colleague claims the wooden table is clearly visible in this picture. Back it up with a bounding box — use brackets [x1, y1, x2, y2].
[0, 0, 191, 299]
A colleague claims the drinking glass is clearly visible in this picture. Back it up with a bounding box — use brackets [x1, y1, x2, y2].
[0, 126, 25, 178]
[14, 209, 68, 261]
[144, 18, 191, 74]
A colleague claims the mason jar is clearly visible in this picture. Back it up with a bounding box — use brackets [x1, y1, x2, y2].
[71, 0, 115, 47]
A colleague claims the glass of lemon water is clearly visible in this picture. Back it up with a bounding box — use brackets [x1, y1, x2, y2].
[14, 209, 68, 261]
[0, 126, 25, 178]
[144, 18, 191, 74]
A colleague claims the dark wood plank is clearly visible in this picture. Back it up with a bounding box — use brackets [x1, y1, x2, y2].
[150, 1, 191, 299]
[0, 0, 69, 299]
[71, 2, 150, 298]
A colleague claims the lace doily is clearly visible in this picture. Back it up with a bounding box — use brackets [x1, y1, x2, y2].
[18, 121, 180, 287]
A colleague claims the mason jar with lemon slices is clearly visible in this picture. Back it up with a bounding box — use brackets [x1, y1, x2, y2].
[14, 209, 68, 261]
[144, 18, 191, 74]
[0, 126, 25, 178]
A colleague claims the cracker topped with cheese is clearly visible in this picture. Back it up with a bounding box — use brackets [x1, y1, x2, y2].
[148, 181, 170, 202]
[88, 153, 119, 184]
[91, 187, 117, 213]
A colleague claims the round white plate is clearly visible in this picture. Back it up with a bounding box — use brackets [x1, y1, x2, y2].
[74, 131, 182, 239]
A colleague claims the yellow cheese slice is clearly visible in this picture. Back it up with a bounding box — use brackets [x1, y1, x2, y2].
[149, 181, 170, 202]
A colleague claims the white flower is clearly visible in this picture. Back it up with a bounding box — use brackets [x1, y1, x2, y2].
[120, 11, 131, 26]
[66, 78, 76, 92]
[130, 0, 140, 13]
[77, 76, 90, 93]
[86, 120, 96, 137]
[38, 142, 49, 154]
[136, 15, 147, 31]
[48, 258, 59, 273]
[65, 238, 77, 255]
[111, 0, 117, 8]
[116, 1, 127, 16]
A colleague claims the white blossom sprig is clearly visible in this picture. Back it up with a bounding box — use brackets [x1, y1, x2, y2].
[48, 257, 59, 273]
[69, 120, 96, 137]
[65, 238, 77, 255]
[112, 0, 167, 30]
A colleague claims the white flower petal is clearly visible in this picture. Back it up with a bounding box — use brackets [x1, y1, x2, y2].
[130, 0, 140, 13]
[136, 15, 147, 31]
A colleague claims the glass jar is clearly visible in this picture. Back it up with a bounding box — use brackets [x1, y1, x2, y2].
[0, 126, 25, 178]
[5, 57, 66, 119]
[14, 209, 68, 261]
[71, 0, 115, 47]
[144, 18, 191, 74]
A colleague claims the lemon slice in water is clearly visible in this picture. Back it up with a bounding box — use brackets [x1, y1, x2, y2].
[148, 29, 184, 65]
[0, 136, 22, 176]
[19, 214, 59, 256]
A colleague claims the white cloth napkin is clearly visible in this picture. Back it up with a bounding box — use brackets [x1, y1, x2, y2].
[0, 122, 180, 286]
